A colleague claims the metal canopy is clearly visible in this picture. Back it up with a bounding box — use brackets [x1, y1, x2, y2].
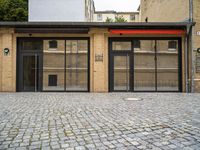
[15, 28, 89, 34]
[0, 21, 195, 29]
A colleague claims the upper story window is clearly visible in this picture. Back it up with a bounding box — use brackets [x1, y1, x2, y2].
[97, 14, 102, 21]
[168, 41, 177, 50]
[49, 40, 58, 49]
[130, 14, 135, 21]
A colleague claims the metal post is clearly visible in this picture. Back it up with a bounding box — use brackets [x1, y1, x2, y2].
[185, 35, 189, 93]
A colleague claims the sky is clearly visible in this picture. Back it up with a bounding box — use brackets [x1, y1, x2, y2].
[93, 0, 140, 12]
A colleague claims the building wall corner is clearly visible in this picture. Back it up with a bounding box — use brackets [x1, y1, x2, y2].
[0, 29, 16, 92]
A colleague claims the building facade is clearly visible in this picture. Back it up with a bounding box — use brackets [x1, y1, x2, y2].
[93, 11, 139, 22]
[0, 22, 193, 93]
[139, 0, 189, 22]
[139, 0, 200, 92]
[29, 0, 95, 22]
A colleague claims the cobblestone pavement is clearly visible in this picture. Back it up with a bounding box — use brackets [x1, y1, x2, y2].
[0, 93, 200, 150]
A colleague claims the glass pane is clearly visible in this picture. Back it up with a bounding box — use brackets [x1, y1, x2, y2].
[157, 40, 179, 91]
[114, 55, 130, 91]
[23, 56, 37, 91]
[43, 40, 65, 91]
[134, 40, 156, 91]
[66, 40, 88, 91]
[112, 42, 131, 51]
[20, 40, 43, 51]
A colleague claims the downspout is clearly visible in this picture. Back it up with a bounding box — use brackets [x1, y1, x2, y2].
[185, 27, 189, 93]
[189, 0, 195, 92]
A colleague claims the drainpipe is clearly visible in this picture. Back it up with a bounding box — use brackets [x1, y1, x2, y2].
[185, 30, 189, 93]
[189, 0, 195, 92]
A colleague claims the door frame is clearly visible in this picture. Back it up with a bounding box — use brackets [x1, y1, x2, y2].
[110, 53, 132, 92]
[17, 37, 90, 92]
[17, 52, 43, 92]
[109, 37, 182, 92]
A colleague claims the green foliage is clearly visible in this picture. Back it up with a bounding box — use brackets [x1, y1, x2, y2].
[115, 16, 127, 22]
[105, 17, 114, 22]
[0, 0, 28, 21]
[105, 16, 128, 23]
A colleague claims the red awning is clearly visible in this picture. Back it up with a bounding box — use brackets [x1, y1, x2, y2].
[109, 29, 186, 35]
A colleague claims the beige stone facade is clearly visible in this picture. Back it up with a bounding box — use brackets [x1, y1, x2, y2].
[193, 0, 200, 91]
[0, 28, 16, 92]
[0, 26, 189, 92]
[139, 0, 189, 22]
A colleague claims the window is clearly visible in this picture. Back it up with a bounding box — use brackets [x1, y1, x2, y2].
[20, 40, 43, 51]
[48, 75, 57, 86]
[134, 40, 141, 49]
[130, 14, 135, 21]
[168, 41, 177, 50]
[112, 42, 131, 51]
[97, 14, 102, 21]
[49, 40, 58, 49]
[43, 40, 65, 91]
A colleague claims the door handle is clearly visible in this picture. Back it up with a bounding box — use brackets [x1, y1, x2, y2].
[35, 54, 37, 92]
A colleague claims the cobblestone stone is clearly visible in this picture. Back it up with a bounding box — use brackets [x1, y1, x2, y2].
[0, 93, 200, 149]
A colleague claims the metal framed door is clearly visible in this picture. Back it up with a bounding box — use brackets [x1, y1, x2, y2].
[18, 53, 42, 92]
[110, 53, 131, 92]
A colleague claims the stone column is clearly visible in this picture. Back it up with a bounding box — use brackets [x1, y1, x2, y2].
[0, 28, 15, 92]
[89, 28, 109, 92]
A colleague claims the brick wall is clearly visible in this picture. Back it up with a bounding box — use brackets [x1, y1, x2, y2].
[140, 0, 189, 22]
[193, 0, 200, 92]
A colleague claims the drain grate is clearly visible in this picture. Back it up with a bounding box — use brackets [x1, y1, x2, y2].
[124, 97, 143, 101]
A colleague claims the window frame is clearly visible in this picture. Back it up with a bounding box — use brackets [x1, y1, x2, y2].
[130, 14, 135, 21]
[168, 40, 177, 51]
[97, 14, 103, 21]
[49, 40, 58, 49]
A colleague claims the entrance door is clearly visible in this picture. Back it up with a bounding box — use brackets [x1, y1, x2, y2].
[109, 40, 132, 92]
[113, 54, 130, 91]
[18, 53, 42, 92]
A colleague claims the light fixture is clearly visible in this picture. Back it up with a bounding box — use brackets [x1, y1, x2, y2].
[4, 48, 10, 56]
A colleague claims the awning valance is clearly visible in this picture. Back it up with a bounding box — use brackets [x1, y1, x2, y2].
[109, 29, 186, 35]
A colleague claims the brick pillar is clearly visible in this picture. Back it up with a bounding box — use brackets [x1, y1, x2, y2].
[0, 28, 15, 92]
[89, 28, 109, 92]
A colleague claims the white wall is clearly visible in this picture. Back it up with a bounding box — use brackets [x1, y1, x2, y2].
[29, 0, 85, 22]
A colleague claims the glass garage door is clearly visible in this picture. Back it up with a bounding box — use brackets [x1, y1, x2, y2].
[66, 40, 88, 91]
[109, 38, 181, 92]
[17, 38, 89, 92]
[134, 40, 156, 91]
[43, 39, 89, 92]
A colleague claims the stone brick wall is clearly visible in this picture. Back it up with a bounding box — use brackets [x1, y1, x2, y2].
[0, 34, 2, 91]
[0, 28, 187, 92]
[0, 28, 16, 92]
[140, 0, 189, 22]
[193, 0, 200, 92]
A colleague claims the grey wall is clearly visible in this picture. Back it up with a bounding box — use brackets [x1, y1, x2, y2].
[29, 0, 85, 22]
